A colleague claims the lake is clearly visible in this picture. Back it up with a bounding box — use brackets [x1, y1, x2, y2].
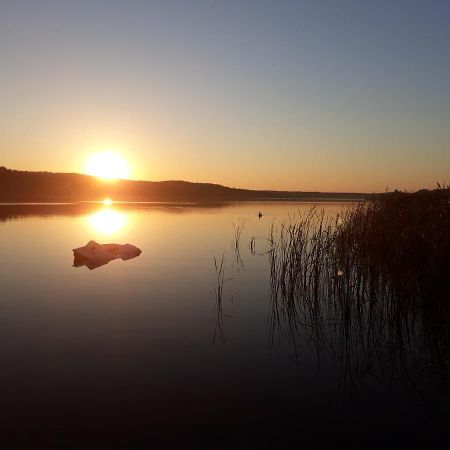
[0, 202, 448, 449]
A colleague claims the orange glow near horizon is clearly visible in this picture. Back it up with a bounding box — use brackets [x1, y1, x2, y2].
[85, 152, 129, 180]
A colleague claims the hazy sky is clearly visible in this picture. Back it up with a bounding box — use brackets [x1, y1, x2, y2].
[1, 0, 449, 192]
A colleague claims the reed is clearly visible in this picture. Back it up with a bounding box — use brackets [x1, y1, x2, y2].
[232, 218, 246, 250]
[268, 188, 450, 397]
[232, 218, 246, 271]
[212, 252, 226, 344]
[249, 236, 256, 256]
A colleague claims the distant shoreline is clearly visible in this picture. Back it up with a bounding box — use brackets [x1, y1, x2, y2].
[0, 198, 365, 206]
[0, 167, 375, 203]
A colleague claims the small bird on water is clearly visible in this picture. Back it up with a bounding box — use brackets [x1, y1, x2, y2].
[258, 211, 263, 219]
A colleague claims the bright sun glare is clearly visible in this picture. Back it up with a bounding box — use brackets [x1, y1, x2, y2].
[88, 208, 127, 235]
[85, 152, 129, 180]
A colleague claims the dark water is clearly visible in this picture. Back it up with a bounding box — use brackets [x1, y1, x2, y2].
[0, 202, 448, 449]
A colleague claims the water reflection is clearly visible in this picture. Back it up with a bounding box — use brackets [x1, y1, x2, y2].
[266, 207, 450, 401]
[87, 207, 127, 235]
[0, 201, 449, 447]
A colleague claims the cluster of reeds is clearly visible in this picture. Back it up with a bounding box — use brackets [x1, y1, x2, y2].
[268, 189, 450, 397]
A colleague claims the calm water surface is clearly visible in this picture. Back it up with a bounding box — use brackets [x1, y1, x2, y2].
[0, 202, 448, 448]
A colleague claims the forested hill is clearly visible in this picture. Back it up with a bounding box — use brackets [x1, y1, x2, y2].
[0, 167, 372, 202]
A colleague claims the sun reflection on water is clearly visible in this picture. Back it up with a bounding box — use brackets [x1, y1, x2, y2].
[88, 207, 127, 235]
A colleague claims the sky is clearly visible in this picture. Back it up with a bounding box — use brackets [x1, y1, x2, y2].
[1, 0, 449, 192]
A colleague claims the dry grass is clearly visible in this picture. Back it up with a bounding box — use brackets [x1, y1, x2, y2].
[268, 188, 450, 396]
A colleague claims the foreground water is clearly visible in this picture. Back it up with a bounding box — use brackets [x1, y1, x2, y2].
[0, 202, 448, 449]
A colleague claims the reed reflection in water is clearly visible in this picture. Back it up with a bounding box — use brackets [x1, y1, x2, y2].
[266, 194, 450, 401]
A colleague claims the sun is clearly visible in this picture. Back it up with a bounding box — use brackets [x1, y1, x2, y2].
[85, 152, 129, 180]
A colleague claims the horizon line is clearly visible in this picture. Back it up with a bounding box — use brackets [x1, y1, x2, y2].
[1, 166, 385, 195]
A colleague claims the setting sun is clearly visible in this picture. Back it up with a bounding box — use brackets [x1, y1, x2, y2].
[85, 152, 129, 180]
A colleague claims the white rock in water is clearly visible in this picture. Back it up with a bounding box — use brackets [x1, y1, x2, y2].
[72, 241, 142, 270]
[73, 240, 117, 264]
[117, 244, 142, 260]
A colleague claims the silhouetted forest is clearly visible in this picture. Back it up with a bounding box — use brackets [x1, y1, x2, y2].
[0, 167, 372, 202]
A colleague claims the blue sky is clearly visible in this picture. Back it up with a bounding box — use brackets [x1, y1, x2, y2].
[1, 0, 449, 191]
